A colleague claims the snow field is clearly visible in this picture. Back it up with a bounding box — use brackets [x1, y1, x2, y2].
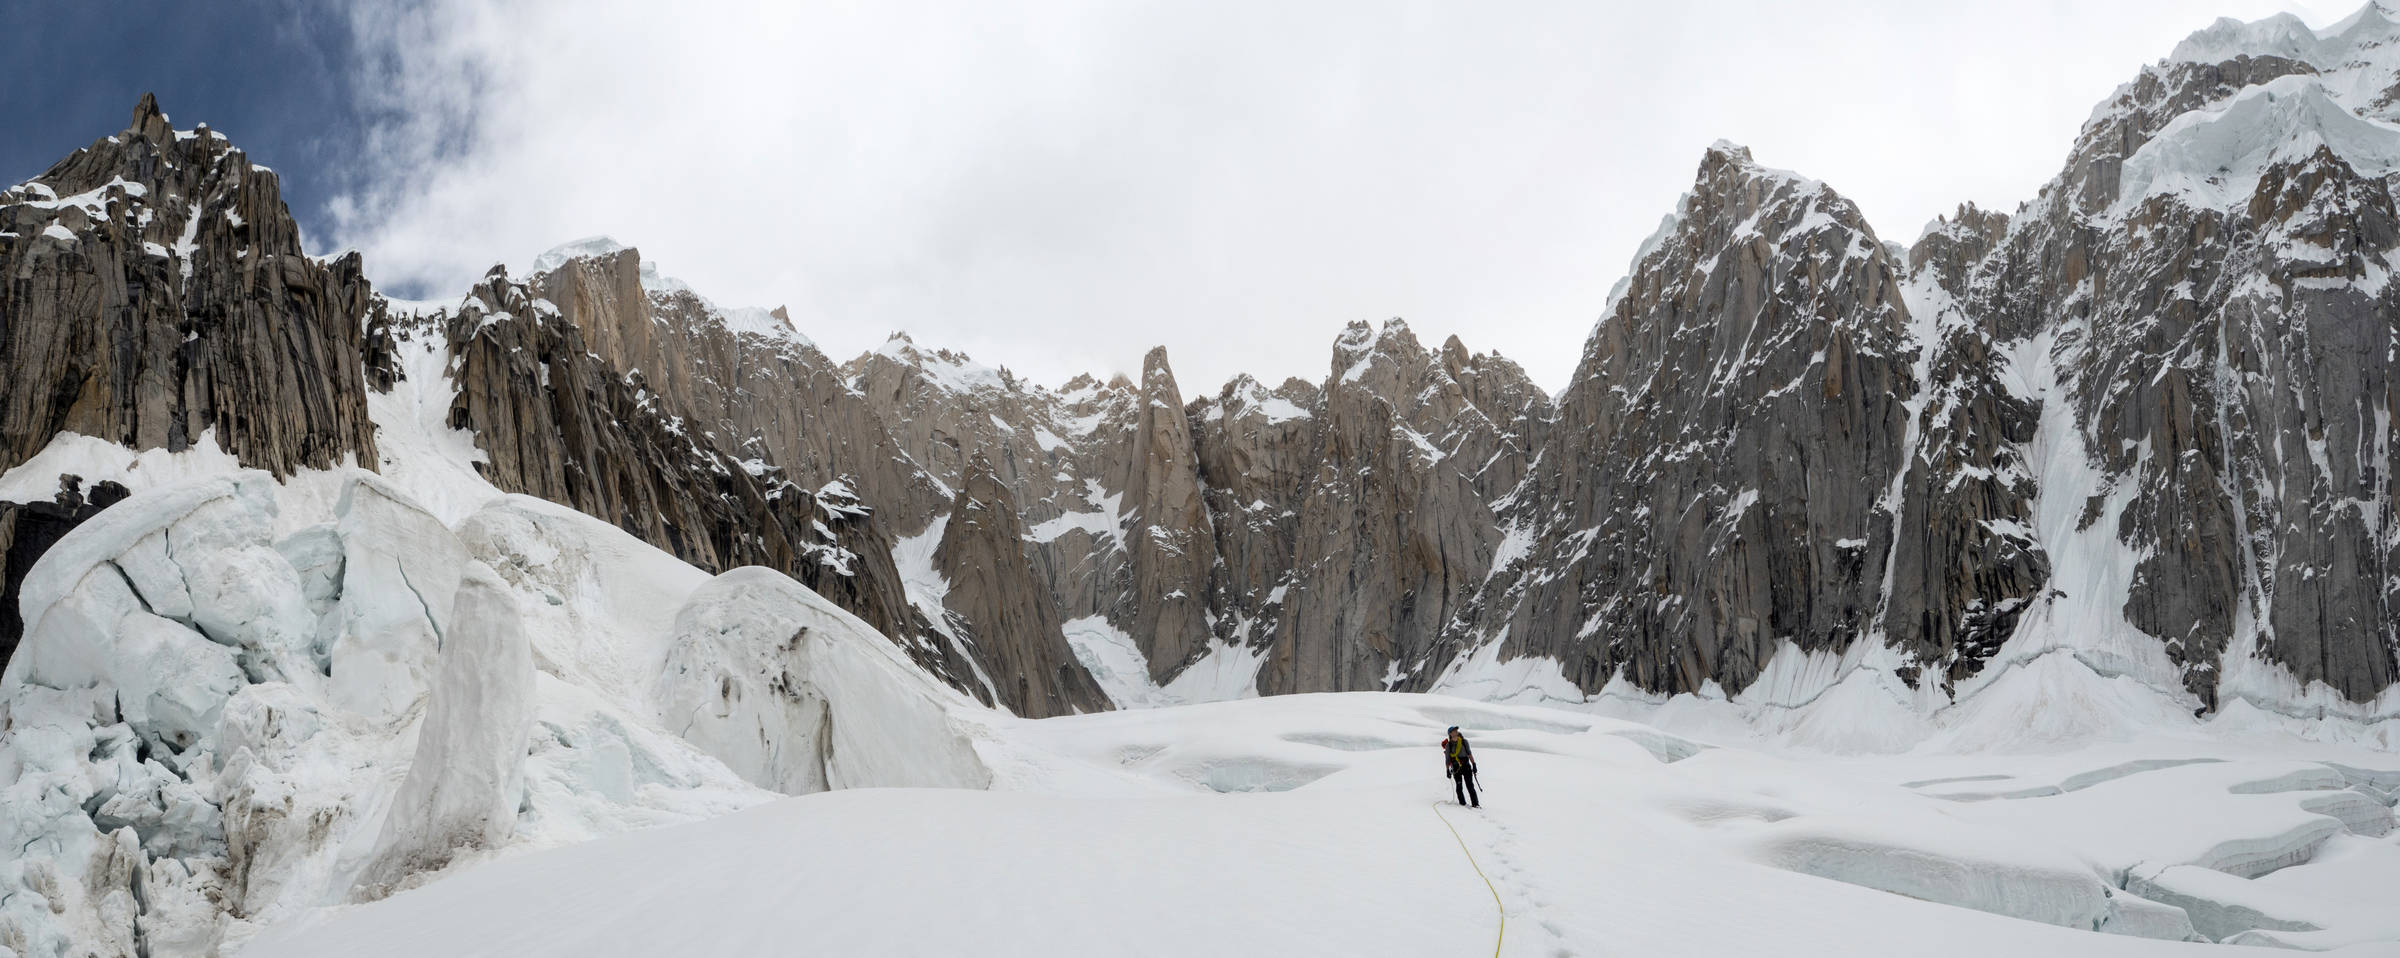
[2, 407, 2394, 954]
[249, 692, 2400, 956]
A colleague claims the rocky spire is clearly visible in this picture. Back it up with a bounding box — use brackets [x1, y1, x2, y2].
[0, 96, 381, 481]
[1, 98, 384, 667]
[933, 454, 1109, 716]
[1471, 142, 1921, 694]
[1115, 347, 1219, 679]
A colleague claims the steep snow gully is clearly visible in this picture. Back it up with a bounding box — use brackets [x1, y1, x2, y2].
[6, 4, 2400, 957]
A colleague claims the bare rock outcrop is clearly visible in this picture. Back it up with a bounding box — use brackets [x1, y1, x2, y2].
[397, 269, 990, 701]
[1473, 145, 1922, 693]
[0, 96, 381, 482]
[932, 454, 1109, 716]
[1106, 348, 1221, 679]
[0, 96, 382, 674]
[1190, 375, 1322, 651]
[1258, 320, 1508, 692]
[536, 248, 952, 530]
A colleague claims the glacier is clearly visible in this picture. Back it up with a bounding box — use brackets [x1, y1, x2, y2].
[9, 3, 2400, 955]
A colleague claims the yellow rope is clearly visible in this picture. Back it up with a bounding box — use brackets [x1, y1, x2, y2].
[1432, 801, 1505, 958]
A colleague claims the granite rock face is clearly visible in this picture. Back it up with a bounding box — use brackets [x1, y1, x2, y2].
[449, 79, 2400, 710]
[375, 268, 995, 705]
[1884, 206, 2049, 689]
[1106, 349, 1222, 680]
[1189, 374, 1323, 658]
[827, 315, 1552, 700]
[0, 96, 383, 675]
[533, 247, 954, 531]
[1957, 23, 2400, 705]
[17, 8, 2400, 719]
[1465, 145, 1925, 693]
[2223, 148, 2400, 702]
[1253, 320, 1524, 694]
[932, 455, 1110, 717]
[0, 96, 380, 480]
[840, 335, 1229, 687]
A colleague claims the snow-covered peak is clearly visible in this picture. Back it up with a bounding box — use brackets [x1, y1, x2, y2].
[2055, 5, 2400, 217]
[528, 234, 694, 297]
[2115, 72, 2400, 216]
[530, 236, 809, 348]
[529, 235, 632, 275]
[2168, 3, 2399, 69]
[1332, 318, 1429, 387]
[2323, 0, 2400, 45]
[1698, 140, 1825, 191]
[868, 332, 1012, 394]
[720, 306, 812, 348]
[1205, 373, 1313, 424]
[2172, 12, 2331, 65]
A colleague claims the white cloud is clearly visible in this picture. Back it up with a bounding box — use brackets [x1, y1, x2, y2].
[332, 0, 2339, 394]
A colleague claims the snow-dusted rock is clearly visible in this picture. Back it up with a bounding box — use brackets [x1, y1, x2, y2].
[931, 455, 1108, 717]
[0, 96, 381, 488]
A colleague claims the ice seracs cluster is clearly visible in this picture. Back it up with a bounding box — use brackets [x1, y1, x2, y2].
[0, 468, 989, 956]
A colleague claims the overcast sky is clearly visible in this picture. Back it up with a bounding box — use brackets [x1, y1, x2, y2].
[8, 1, 2350, 393]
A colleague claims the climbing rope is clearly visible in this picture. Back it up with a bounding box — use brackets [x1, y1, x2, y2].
[1431, 802, 1506, 958]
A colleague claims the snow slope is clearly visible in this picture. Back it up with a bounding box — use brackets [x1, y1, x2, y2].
[247, 693, 2400, 956]
[2110, 4, 2400, 221]
[0, 466, 999, 955]
[3, 320, 2393, 953]
[0, 322, 994, 954]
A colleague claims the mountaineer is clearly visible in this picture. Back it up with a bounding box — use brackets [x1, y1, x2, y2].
[1442, 726, 1480, 808]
